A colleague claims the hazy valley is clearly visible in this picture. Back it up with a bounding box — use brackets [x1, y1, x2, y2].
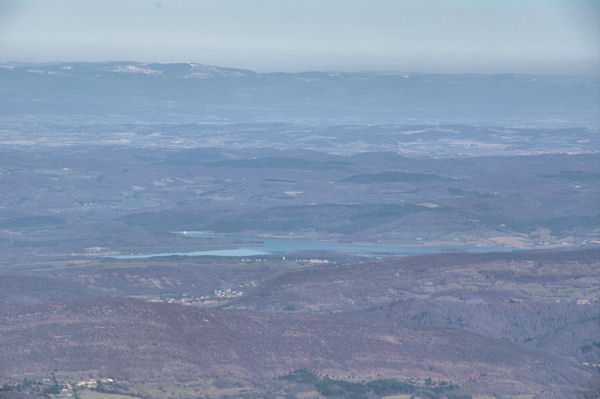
[0, 62, 598, 399]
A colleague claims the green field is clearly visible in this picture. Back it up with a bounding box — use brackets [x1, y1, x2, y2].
[78, 392, 140, 399]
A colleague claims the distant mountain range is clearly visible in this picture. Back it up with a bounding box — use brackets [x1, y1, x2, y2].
[1, 62, 598, 126]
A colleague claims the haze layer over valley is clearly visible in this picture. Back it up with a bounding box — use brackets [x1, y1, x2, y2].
[0, 62, 598, 399]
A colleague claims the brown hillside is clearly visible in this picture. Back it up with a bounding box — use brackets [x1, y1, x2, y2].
[0, 298, 594, 398]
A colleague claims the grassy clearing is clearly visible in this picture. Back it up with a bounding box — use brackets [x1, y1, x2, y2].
[127, 380, 257, 399]
[78, 392, 139, 399]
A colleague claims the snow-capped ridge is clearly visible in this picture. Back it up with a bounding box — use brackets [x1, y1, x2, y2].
[107, 65, 163, 76]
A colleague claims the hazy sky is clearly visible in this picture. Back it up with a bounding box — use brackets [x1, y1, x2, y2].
[1, 0, 598, 74]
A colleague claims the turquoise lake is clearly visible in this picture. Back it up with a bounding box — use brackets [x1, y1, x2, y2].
[109, 233, 518, 259]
